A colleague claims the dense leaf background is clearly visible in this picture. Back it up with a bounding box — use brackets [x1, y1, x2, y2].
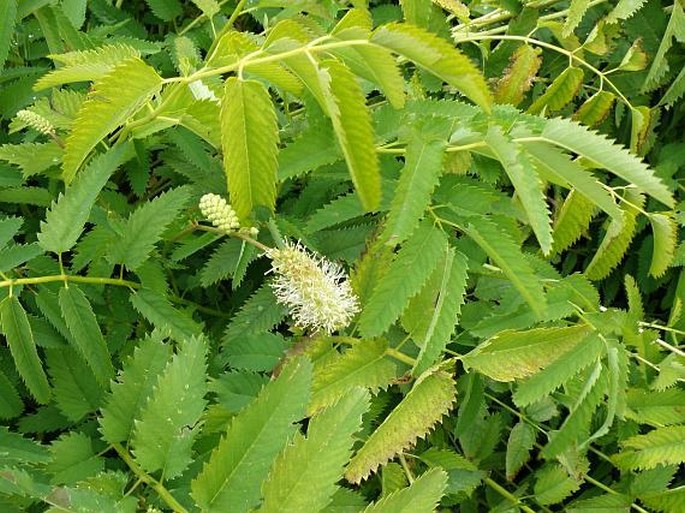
[0, 0, 683, 512]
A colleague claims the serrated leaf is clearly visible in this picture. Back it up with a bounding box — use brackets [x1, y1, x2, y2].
[524, 140, 621, 220]
[485, 125, 553, 254]
[564, 0, 592, 36]
[191, 358, 312, 513]
[144, 0, 182, 21]
[62, 57, 162, 183]
[222, 284, 287, 347]
[0, 426, 50, 465]
[319, 59, 381, 211]
[0, 296, 51, 404]
[345, 365, 456, 483]
[258, 389, 370, 513]
[585, 190, 643, 280]
[626, 389, 685, 426]
[542, 363, 607, 457]
[372, 23, 492, 111]
[307, 192, 366, 233]
[648, 213, 677, 277]
[110, 186, 190, 270]
[660, 66, 685, 108]
[329, 12, 405, 109]
[643, 1, 685, 91]
[99, 336, 172, 444]
[310, 338, 398, 414]
[0, 369, 23, 419]
[35, 44, 141, 90]
[606, 0, 647, 23]
[463, 325, 595, 382]
[529, 66, 584, 114]
[58, 285, 114, 385]
[382, 137, 446, 245]
[130, 288, 202, 343]
[38, 143, 132, 254]
[131, 336, 207, 479]
[222, 333, 287, 372]
[221, 78, 279, 221]
[459, 214, 547, 317]
[539, 118, 674, 207]
[534, 464, 581, 505]
[404, 247, 468, 376]
[0, 142, 63, 177]
[46, 348, 103, 422]
[573, 90, 616, 127]
[613, 426, 685, 470]
[47, 432, 103, 485]
[277, 122, 340, 181]
[0, 242, 43, 274]
[200, 238, 256, 287]
[0, 0, 17, 72]
[494, 44, 542, 106]
[362, 468, 448, 513]
[513, 332, 604, 406]
[505, 421, 536, 480]
[359, 221, 447, 337]
[550, 190, 597, 255]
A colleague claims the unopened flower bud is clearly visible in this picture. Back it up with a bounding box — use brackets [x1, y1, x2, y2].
[199, 193, 241, 232]
[16, 110, 55, 136]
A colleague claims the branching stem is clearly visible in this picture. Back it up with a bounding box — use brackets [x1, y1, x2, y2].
[112, 443, 188, 513]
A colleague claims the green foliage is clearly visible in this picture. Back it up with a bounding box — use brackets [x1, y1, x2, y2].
[38, 143, 132, 254]
[131, 336, 207, 479]
[258, 388, 370, 513]
[191, 358, 311, 513]
[346, 364, 456, 483]
[221, 78, 279, 222]
[0, 296, 51, 404]
[0, 1, 683, 512]
[62, 58, 162, 183]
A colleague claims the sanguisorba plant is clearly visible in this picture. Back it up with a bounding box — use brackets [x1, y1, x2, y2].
[0, 0, 684, 512]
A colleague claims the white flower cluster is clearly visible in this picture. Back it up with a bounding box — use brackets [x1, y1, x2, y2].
[268, 241, 359, 334]
[199, 193, 241, 232]
[16, 110, 55, 136]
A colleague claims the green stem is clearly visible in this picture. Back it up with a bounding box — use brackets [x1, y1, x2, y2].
[172, 38, 370, 85]
[386, 348, 417, 366]
[454, 34, 633, 109]
[0, 274, 140, 290]
[484, 477, 537, 513]
[193, 223, 271, 252]
[112, 443, 188, 513]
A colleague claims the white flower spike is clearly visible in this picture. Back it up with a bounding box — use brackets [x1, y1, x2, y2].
[268, 241, 359, 334]
[199, 193, 241, 232]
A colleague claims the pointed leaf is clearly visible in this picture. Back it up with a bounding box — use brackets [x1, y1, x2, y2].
[345, 365, 456, 483]
[63, 57, 162, 183]
[382, 137, 446, 245]
[359, 221, 447, 337]
[362, 468, 448, 513]
[110, 186, 191, 270]
[485, 125, 553, 255]
[99, 336, 172, 444]
[463, 325, 595, 382]
[39, 143, 133, 254]
[58, 285, 114, 385]
[319, 59, 381, 211]
[0, 296, 51, 404]
[404, 247, 468, 376]
[132, 336, 207, 479]
[372, 23, 492, 111]
[221, 77, 278, 221]
[258, 389, 370, 513]
[310, 338, 398, 414]
[191, 358, 312, 513]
